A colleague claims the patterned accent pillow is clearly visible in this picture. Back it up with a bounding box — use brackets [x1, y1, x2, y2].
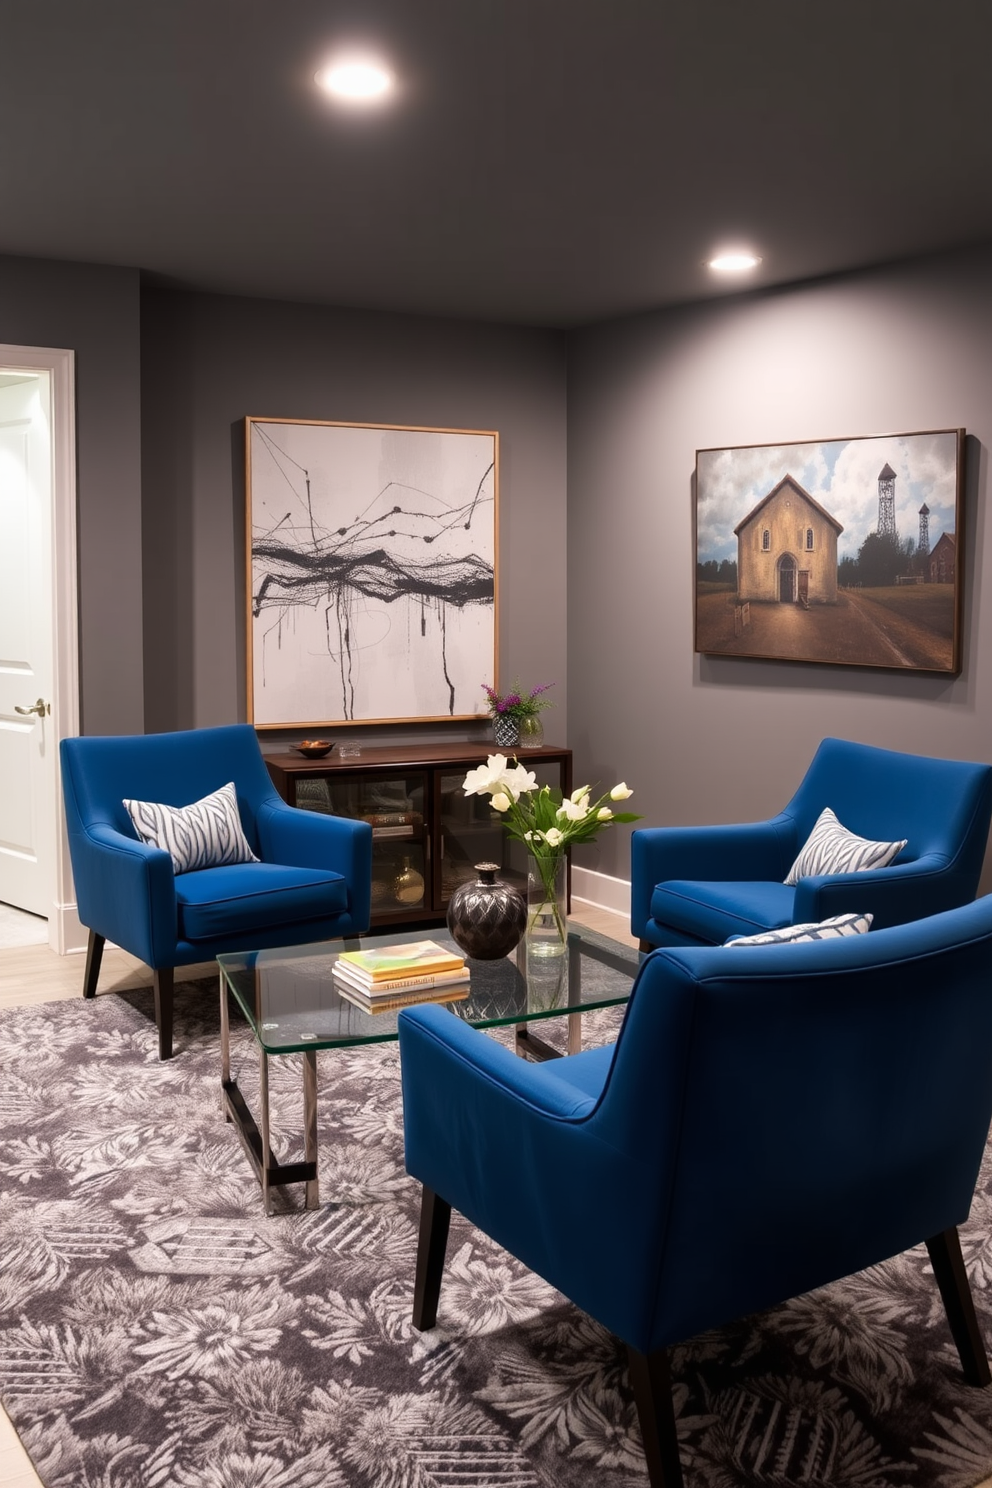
[123, 781, 259, 874]
[784, 807, 906, 886]
[726, 912, 873, 946]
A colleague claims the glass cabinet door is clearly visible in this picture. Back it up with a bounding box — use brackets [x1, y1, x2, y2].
[438, 761, 565, 904]
[438, 771, 505, 902]
[294, 771, 429, 917]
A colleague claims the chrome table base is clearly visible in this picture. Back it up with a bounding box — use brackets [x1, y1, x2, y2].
[220, 971, 320, 1215]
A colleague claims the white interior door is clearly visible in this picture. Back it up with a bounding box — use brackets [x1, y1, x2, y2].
[0, 372, 55, 916]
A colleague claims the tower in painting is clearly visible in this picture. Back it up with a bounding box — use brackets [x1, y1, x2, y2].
[918, 502, 930, 558]
[877, 463, 897, 537]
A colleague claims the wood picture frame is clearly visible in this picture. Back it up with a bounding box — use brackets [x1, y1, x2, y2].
[246, 417, 498, 729]
[694, 428, 965, 674]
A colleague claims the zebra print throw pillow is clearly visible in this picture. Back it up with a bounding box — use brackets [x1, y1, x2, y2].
[726, 912, 873, 946]
[123, 782, 259, 875]
[784, 807, 906, 887]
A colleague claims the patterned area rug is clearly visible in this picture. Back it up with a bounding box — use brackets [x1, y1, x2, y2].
[3, 970, 992, 1488]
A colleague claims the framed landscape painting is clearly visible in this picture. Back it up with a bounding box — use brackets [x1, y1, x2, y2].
[246, 418, 498, 729]
[694, 429, 965, 675]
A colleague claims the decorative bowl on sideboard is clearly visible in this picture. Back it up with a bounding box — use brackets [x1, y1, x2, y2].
[293, 741, 334, 759]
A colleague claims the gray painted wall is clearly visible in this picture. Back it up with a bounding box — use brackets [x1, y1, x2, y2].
[8, 239, 990, 906]
[567, 244, 992, 888]
[140, 289, 568, 747]
[0, 254, 143, 734]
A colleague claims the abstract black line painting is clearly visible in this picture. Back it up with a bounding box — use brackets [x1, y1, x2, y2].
[246, 418, 498, 728]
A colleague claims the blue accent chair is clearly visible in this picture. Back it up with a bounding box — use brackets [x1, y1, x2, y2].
[631, 737, 992, 951]
[399, 897, 992, 1488]
[61, 724, 372, 1059]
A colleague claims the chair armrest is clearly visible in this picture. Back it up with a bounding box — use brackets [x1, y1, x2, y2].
[255, 798, 373, 931]
[793, 853, 955, 930]
[631, 818, 796, 937]
[399, 1003, 601, 1122]
[398, 1006, 663, 1332]
[399, 1007, 610, 1230]
[70, 824, 178, 966]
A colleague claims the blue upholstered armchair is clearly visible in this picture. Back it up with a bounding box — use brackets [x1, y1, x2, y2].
[61, 724, 372, 1059]
[399, 897, 992, 1488]
[631, 737, 992, 951]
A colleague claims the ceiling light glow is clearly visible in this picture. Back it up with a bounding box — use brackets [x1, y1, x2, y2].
[708, 251, 762, 273]
[315, 56, 394, 102]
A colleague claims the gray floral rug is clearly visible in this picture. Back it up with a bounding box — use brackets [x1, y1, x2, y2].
[3, 972, 992, 1488]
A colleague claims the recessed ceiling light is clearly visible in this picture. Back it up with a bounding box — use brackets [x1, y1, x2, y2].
[315, 55, 394, 103]
[708, 251, 763, 273]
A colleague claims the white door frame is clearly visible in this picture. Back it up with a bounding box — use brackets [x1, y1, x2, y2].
[0, 344, 81, 953]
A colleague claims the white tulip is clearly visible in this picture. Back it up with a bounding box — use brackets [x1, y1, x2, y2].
[543, 827, 565, 847]
[491, 792, 511, 812]
[463, 754, 512, 797]
[505, 763, 538, 801]
[558, 797, 589, 822]
[597, 807, 614, 821]
[570, 785, 591, 804]
[610, 782, 633, 800]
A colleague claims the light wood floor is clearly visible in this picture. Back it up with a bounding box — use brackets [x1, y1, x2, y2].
[0, 901, 634, 1486]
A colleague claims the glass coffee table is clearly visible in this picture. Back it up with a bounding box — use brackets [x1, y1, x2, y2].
[216, 927, 639, 1213]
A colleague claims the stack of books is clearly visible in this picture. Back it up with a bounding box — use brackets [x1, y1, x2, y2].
[362, 810, 422, 840]
[332, 938, 470, 1013]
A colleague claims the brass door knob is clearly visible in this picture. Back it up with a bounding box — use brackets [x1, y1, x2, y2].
[14, 698, 50, 717]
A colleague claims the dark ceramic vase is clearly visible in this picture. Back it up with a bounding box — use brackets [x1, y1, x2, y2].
[446, 862, 526, 960]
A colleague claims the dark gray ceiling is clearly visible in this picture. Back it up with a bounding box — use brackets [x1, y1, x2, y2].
[4, 0, 991, 327]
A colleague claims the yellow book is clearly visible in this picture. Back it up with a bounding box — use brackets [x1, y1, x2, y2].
[337, 938, 465, 983]
[333, 961, 470, 997]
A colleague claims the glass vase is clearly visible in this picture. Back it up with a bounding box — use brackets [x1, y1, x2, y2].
[518, 714, 544, 749]
[526, 851, 567, 958]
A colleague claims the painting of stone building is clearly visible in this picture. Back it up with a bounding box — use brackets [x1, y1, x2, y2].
[735, 475, 842, 608]
[694, 430, 965, 674]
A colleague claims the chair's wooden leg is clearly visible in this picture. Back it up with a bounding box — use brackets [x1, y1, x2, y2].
[926, 1228, 991, 1387]
[638, 938, 654, 955]
[153, 967, 175, 1061]
[627, 1346, 684, 1488]
[412, 1187, 451, 1331]
[82, 931, 105, 999]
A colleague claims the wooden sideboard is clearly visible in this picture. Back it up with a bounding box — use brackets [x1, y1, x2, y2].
[265, 742, 573, 930]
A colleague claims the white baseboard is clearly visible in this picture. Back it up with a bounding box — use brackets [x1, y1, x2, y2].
[571, 866, 631, 920]
[51, 900, 87, 955]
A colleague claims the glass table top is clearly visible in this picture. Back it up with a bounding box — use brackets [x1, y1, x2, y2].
[217, 926, 640, 1054]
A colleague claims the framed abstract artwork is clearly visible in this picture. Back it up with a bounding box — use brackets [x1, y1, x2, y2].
[246, 418, 498, 728]
[694, 428, 965, 674]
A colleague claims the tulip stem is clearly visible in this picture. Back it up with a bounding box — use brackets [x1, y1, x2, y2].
[527, 850, 567, 951]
